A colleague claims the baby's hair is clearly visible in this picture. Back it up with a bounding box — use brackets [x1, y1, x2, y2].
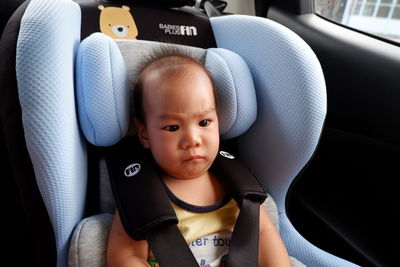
[133, 45, 217, 124]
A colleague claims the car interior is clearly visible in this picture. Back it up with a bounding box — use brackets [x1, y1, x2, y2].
[1, 0, 398, 267]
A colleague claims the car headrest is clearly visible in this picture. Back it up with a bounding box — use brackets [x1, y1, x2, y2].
[76, 32, 257, 146]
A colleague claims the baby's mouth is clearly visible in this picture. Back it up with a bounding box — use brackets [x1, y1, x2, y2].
[183, 155, 204, 162]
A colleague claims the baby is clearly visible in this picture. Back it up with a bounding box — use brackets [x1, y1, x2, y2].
[107, 48, 291, 267]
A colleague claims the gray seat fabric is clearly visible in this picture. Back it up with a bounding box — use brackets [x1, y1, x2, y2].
[69, 213, 113, 267]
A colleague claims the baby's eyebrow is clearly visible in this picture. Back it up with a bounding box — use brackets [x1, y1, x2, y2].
[157, 107, 216, 120]
[196, 107, 216, 116]
[157, 113, 181, 120]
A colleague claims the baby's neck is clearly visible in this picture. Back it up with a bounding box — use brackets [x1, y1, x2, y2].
[163, 172, 225, 207]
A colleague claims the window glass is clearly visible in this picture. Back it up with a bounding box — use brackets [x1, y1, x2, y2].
[394, 6, 400, 18]
[315, 0, 400, 43]
[362, 4, 375, 16]
[377, 6, 390, 17]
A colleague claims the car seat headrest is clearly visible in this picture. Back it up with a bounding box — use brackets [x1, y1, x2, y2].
[76, 33, 130, 146]
[76, 33, 257, 146]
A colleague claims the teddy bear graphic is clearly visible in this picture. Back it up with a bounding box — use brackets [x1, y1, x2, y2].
[98, 5, 138, 39]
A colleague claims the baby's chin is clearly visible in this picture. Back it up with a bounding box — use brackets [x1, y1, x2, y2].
[162, 169, 211, 181]
[160, 161, 215, 180]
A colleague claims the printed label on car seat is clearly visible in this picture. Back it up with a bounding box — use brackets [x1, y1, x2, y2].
[124, 163, 141, 177]
[159, 24, 198, 36]
[219, 151, 235, 159]
[98, 5, 138, 40]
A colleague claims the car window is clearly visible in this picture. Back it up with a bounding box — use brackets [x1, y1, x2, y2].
[315, 0, 400, 43]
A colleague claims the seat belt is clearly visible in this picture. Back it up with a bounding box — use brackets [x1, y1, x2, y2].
[147, 197, 262, 267]
[106, 136, 267, 267]
[204, 0, 222, 17]
[227, 198, 260, 267]
[146, 223, 199, 266]
[210, 150, 266, 267]
[194, 0, 224, 17]
[254, 0, 270, 17]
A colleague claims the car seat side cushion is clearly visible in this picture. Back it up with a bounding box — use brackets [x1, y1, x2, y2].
[15, 1, 85, 267]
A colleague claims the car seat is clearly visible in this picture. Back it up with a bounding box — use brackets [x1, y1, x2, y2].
[0, 0, 359, 266]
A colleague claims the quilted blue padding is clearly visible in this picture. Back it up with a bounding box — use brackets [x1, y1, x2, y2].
[211, 15, 357, 266]
[205, 48, 257, 139]
[15, 0, 84, 266]
[76, 33, 129, 146]
[211, 14, 326, 209]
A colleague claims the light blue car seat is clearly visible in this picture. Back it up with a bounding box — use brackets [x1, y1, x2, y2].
[5, 0, 360, 266]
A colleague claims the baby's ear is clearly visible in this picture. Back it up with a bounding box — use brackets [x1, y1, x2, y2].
[135, 119, 150, 148]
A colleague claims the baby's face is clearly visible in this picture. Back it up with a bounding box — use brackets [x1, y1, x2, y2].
[138, 64, 219, 180]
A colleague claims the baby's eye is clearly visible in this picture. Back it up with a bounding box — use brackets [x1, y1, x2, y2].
[199, 120, 211, 127]
[164, 125, 180, 132]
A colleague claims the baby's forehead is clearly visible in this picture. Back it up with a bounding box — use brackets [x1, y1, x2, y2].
[138, 55, 216, 108]
[140, 62, 211, 94]
[143, 56, 205, 78]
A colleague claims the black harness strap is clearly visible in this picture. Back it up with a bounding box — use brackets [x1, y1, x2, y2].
[106, 137, 178, 240]
[106, 137, 267, 267]
[210, 151, 267, 203]
[146, 223, 199, 266]
[210, 150, 266, 267]
[227, 198, 260, 267]
[106, 137, 199, 266]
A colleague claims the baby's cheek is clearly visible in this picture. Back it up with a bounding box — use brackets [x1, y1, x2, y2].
[153, 146, 175, 165]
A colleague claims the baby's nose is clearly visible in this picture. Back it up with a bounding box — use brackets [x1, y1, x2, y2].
[182, 130, 202, 148]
